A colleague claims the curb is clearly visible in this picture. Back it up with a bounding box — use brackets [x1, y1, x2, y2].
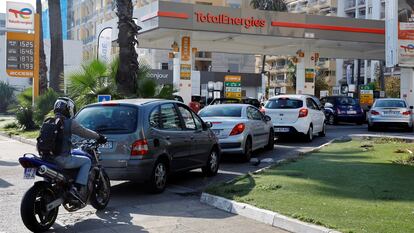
[200, 193, 341, 233]
[202, 138, 342, 233]
[0, 131, 36, 146]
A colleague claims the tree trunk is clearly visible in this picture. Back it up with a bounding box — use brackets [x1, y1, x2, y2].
[48, 0, 64, 93]
[116, 0, 140, 96]
[36, 0, 48, 94]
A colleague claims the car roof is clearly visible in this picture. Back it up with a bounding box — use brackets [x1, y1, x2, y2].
[86, 98, 180, 107]
[269, 95, 306, 100]
[375, 98, 405, 101]
[205, 103, 250, 108]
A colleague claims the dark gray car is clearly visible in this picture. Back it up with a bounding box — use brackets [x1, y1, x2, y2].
[75, 99, 220, 193]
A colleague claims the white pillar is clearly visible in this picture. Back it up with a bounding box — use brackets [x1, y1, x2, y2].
[296, 47, 314, 95]
[371, 0, 381, 20]
[336, 0, 345, 17]
[173, 57, 180, 89]
[336, 59, 344, 86]
[400, 68, 414, 107]
[172, 34, 193, 104]
[364, 60, 369, 84]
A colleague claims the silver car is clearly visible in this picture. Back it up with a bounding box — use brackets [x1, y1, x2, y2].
[199, 104, 274, 162]
[368, 98, 414, 131]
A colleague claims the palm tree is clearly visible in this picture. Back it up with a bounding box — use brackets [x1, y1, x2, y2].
[48, 0, 64, 92]
[115, 0, 140, 96]
[36, 0, 48, 94]
[250, 0, 287, 11]
[68, 59, 118, 108]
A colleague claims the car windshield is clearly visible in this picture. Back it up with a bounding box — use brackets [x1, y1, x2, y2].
[265, 98, 303, 109]
[76, 105, 138, 134]
[375, 100, 407, 108]
[336, 97, 357, 106]
[199, 106, 242, 117]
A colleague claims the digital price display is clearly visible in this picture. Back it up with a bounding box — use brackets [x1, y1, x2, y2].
[6, 32, 36, 78]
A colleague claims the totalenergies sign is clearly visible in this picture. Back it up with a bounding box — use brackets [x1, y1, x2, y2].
[194, 12, 265, 29]
[6, 1, 35, 30]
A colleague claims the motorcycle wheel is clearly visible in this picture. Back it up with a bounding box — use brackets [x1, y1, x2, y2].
[20, 181, 59, 233]
[90, 170, 111, 210]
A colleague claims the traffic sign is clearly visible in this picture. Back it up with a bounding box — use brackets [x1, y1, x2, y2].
[225, 92, 241, 98]
[225, 87, 241, 93]
[98, 95, 112, 102]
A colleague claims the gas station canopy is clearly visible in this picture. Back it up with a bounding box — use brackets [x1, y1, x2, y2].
[121, 1, 386, 60]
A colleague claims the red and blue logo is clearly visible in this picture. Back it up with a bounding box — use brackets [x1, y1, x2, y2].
[8, 8, 32, 19]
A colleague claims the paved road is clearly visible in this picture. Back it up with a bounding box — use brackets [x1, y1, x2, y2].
[0, 124, 413, 233]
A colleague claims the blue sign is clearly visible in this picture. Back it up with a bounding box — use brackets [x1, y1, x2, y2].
[98, 95, 111, 102]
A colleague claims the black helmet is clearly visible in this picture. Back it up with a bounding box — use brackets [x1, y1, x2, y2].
[54, 97, 76, 118]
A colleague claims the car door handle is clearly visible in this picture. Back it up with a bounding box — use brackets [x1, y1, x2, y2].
[165, 136, 170, 140]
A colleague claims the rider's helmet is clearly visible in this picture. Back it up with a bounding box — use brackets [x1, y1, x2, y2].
[53, 97, 76, 118]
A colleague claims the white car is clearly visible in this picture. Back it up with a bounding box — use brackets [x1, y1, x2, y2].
[262, 95, 326, 141]
[199, 104, 274, 162]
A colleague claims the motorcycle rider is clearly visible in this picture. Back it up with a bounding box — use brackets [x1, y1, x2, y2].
[52, 97, 107, 201]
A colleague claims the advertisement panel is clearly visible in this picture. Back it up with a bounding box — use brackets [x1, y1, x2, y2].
[98, 28, 113, 63]
[305, 68, 315, 83]
[398, 0, 414, 67]
[181, 36, 191, 61]
[180, 64, 191, 80]
[359, 85, 374, 105]
[6, 1, 35, 30]
[224, 75, 241, 99]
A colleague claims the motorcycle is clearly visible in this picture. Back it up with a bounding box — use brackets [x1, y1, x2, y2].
[18, 139, 111, 232]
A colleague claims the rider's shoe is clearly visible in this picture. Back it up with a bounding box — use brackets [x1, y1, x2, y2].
[69, 186, 86, 203]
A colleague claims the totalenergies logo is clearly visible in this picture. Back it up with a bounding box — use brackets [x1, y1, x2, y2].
[8, 8, 32, 19]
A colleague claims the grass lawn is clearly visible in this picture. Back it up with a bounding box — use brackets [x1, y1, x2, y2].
[207, 139, 414, 233]
[1, 127, 39, 139]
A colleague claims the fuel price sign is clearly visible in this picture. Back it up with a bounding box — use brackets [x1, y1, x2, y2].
[6, 32, 35, 78]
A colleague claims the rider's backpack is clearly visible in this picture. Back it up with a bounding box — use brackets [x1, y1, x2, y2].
[36, 117, 64, 157]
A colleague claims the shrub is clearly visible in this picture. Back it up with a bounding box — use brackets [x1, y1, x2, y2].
[34, 89, 59, 124]
[17, 88, 33, 107]
[16, 106, 36, 130]
[3, 122, 18, 129]
[0, 81, 16, 113]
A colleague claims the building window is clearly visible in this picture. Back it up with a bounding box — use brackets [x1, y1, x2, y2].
[161, 63, 169, 70]
[228, 64, 239, 72]
[0, 20, 5, 27]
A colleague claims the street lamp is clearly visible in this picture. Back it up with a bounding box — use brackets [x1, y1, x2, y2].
[96, 26, 113, 60]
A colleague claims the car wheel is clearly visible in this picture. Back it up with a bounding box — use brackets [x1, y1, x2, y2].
[202, 149, 220, 177]
[243, 138, 253, 162]
[368, 123, 375, 131]
[407, 124, 413, 132]
[318, 123, 326, 137]
[265, 129, 275, 150]
[327, 114, 335, 125]
[148, 160, 168, 194]
[305, 125, 313, 142]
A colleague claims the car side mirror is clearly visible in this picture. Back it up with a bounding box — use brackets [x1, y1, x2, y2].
[410, 106, 413, 110]
[264, 115, 271, 122]
[204, 122, 213, 129]
[324, 103, 333, 108]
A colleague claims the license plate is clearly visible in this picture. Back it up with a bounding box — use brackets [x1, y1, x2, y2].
[212, 129, 221, 136]
[23, 168, 36, 179]
[347, 110, 357, 114]
[384, 111, 399, 115]
[99, 141, 113, 149]
[275, 127, 290, 133]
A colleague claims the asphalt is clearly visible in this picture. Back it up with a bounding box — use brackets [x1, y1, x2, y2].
[1, 124, 413, 233]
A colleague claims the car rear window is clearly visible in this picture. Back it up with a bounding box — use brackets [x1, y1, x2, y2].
[199, 106, 242, 117]
[375, 100, 407, 108]
[265, 98, 303, 109]
[336, 97, 357, 106]
[76, 105, 138, 134]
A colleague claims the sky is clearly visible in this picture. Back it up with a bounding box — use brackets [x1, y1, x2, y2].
[0, 0, 36, 13]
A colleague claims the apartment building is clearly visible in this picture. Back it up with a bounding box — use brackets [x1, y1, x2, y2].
[285, 0, 337, 15]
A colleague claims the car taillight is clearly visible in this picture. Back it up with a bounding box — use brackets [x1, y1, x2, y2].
[131, 139, 148, 156]
[403, 111, 412, 116]
[371, 110, 380, 115]
[230, 123, 245, 136]
[298, 108, 308, 118]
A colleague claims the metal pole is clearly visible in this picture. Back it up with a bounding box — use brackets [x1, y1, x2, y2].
[96, 27, 112, 60]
